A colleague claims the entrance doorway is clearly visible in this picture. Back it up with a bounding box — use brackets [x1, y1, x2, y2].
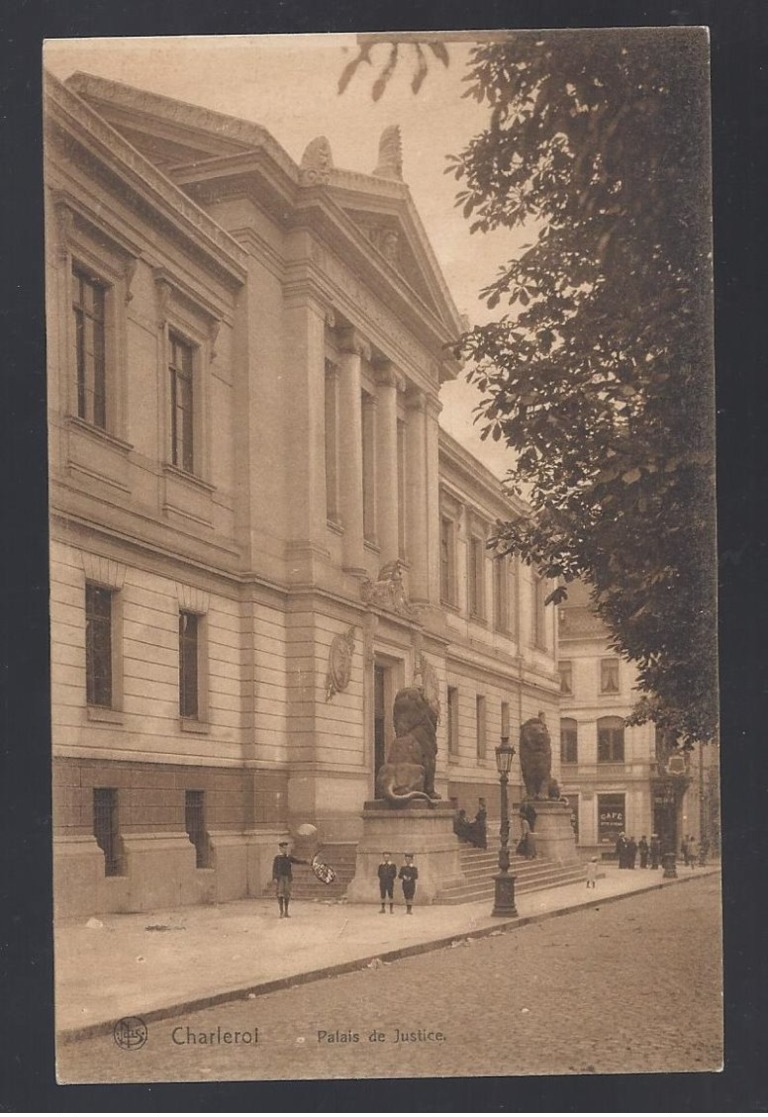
[652, 782, 679, 853]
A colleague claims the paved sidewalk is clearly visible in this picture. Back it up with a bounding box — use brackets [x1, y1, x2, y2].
[56, 862, 720, 1041]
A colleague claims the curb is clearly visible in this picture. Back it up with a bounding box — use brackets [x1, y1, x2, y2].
[57, 867, 719, 1045]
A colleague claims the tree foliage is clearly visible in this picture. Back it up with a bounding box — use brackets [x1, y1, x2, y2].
[447, 31, 716, 743]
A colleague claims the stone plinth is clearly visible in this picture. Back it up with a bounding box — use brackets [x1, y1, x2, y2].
[346, 804, 464, 904]
[527, 800, 579, 864]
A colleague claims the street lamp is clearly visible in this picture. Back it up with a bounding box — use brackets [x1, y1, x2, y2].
[492, 736, 518, 917]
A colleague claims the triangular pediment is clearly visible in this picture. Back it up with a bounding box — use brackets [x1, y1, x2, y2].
[341, 204, 442, 318]
[64, 73, 267, 173]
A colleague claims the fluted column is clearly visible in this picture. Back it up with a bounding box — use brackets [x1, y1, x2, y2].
[405, 386, 429, 602]
[374, 360, 400, 567]
[337, 328, 368, 575]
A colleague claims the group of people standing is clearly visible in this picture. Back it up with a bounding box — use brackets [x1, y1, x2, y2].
[681, 834, 709, 867]
[615, 832, 661, 870]
[377, 852, 419, 913]
[453, 798, 488, 850]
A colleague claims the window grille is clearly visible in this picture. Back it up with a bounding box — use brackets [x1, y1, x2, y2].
[93, 787, 122, 876]
[185, 790, 211, 868]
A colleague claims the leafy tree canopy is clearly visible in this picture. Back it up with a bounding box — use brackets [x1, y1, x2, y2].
[342, 31, 717, 743]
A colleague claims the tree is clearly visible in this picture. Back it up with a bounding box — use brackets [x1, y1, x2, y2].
[342, 31, 717, 743]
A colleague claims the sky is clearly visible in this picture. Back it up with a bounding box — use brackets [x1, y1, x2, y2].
[44, 33, 529, 479]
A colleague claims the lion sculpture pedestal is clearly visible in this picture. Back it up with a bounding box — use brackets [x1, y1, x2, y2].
[346, 803, 465, 904]
[522, 800, 579, 864]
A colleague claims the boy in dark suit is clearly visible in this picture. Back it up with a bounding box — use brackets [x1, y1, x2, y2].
[377, 851, 397, 913]
[398, 852, 419, 914]
[271, 841, 308, 918]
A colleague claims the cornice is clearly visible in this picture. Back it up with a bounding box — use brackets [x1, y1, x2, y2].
[438, 430, 527, 521]
[44, 73, 248, 288]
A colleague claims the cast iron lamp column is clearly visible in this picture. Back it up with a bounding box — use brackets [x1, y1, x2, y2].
[492, 737, 518, 917]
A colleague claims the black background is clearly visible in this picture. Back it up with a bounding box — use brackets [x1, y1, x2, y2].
[2, 0, 766, 1111]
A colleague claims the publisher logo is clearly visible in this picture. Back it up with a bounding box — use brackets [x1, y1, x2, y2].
[113, 1016, 148, 1050]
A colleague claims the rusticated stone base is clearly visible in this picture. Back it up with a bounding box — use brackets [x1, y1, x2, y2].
[345, 805, 465, 904]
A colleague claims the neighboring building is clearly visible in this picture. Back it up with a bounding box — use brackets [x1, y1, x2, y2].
[557, 580, 706, 856]
[45, 72, 560, 917]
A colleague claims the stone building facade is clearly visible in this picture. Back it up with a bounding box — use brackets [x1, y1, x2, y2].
[557, 580, 711, 856]
[45, 72, 560, 917]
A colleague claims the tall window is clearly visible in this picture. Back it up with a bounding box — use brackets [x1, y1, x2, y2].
[597, 716, 625, 762]
[73, 267, 107, 429]
[185, 790, 212, 868]
[476, 695, 487, 759]
[179, 611, 199, 719]
[531, 573, 547, 649]
[600, 658, 620, 694]
[440, 517, 456, 606]
[169, 333, 194, 473]
[493, 557, 509, 632]
[324, 361, 339, 522]
[361, 390, 376, 543]
[85, 583, 113, 707]
[560, 717, 578, 763]
[93, 787, 122, 876]
[397, 418, 407, 558]
[468, 535, 485, 619]
[447, 686, 459, 757]
[558, 661, 573, 696]
[501, 700, 510, 739]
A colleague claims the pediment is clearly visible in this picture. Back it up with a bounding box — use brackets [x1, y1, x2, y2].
[64, 73, 264, 173]
[342, 205, 441, 317]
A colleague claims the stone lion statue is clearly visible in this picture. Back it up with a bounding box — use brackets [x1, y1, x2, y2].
[519, 713, 553, 800]
[375, 686, 441, 806]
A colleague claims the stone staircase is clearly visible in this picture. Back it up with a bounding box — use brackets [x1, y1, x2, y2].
[265, 844, 358, 902]
[434, 844, 587, 905]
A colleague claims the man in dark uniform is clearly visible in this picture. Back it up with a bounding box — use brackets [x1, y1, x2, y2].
[271, 841, 308, 918]
[638, 835, 650, 868]
[398, 852, 419, 914]
[626, 835, 638, 869]
[615, 832, 628, 868]
[377, 851, 397, 913]
[650, 833, 661, 869]
[472, 798, 488, 849]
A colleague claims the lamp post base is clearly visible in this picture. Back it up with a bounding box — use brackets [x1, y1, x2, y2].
[662, 852, 678, 879]
[491, 871, 518, 917]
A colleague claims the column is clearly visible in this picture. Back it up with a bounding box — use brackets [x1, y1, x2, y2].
[405, 386, 428, 602]
[374, 360, 400, 567]
[425, 395, 443, 605]
[337, 328, 368, 575]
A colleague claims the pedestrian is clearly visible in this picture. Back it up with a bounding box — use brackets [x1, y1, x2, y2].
[627, 835, 638, 869]
[615, 832, 628, 868]
[474, 797, 488, 849]
[586, 856, 598, 889]
[453, 808, 469, 842]
[398, 852, 419, 914]
[377, 851, 397, 913]
[271, 840, 309, 918]
[638, 834, 649, 868]
[681, 835, 689, 866]
[687, 835, 698, 869]
[650, 833, 661, 870]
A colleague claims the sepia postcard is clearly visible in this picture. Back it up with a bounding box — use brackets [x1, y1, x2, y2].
[44, 30, 722, 1085]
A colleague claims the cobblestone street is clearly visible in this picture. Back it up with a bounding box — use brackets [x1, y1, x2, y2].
[58, 875, 722, 1083]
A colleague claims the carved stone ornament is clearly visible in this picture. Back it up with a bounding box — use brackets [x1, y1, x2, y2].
[300, 136, 334, 186]
[55, 202, 75, 261]
[360, 559, 420, 620]
[373, 125, 403, 181]
[325, 626, 356, 702]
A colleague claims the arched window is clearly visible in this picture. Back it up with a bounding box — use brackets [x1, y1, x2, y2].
[597, 716, 625, 762]
[560, 718, 578, 763]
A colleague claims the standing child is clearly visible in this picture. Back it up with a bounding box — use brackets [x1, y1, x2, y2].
[377, 851, 397, 913]
[586, 856, 598, 889]
[271, 841, 308, 919]
[398, 852, 419, 914]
